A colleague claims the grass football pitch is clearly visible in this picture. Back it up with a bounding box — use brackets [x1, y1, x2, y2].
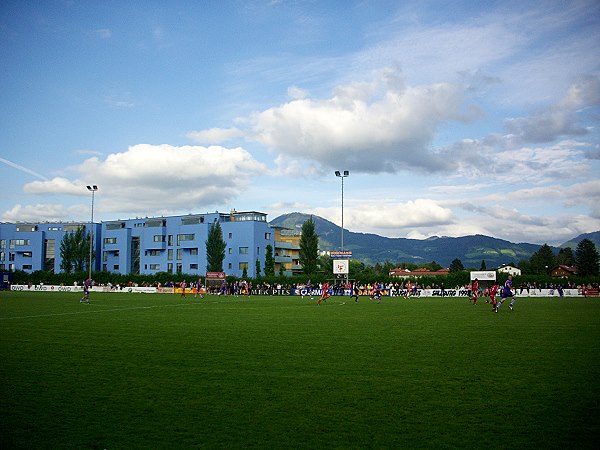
[1, 291, 599, 449]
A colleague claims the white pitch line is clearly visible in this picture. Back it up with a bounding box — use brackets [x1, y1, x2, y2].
[0, 302, 195, 320]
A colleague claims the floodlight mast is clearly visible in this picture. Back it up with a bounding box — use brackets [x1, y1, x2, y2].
[86, 185, 98, 284]
[334, 171, 349, 252]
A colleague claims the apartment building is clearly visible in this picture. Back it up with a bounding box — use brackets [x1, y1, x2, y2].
[0, 210, 275, 278]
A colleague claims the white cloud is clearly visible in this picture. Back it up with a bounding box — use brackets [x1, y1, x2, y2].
[2, 204, 84, 222]
[287, 86, 308, 100]
[24, 177, 85, 195]
[19, 144, 268, 217]
[186, 127, 244, 144]
[245, 70, 474, 173]
[314, 199, 454, 235]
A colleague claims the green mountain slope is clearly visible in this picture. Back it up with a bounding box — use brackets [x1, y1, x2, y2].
[270, 212, 597, 268]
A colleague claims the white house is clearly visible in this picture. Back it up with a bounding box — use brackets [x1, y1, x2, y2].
[497, 265, 522, 276]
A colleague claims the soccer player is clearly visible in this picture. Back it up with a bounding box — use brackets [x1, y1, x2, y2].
[496, 276, 517, 312]
[373, 283, 382, 304]
[351, 282, 360, 302]
[317, 282, 330, 305]
[180, 280, 187, 297]
[470, 278, 480, 305]
[80, 279, 90, 304]
[194, 278, 204, 299]
[486, 282, 499, 312]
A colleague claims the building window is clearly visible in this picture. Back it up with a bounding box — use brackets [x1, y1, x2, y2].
[168, 249, 173, 260]
[228, 248, 233, 254]
[0, 240, 5, 249]
[145, 219, 165, 228]
[177, 249, 183, 260]
[177, 234, 195, 245]
[104, 237, 117, 245]
[190, 248, 198, 255]
[23, 252, 32, 258]
[190, 264, 198, 270]
[239, 262, 248, 270]
[147, 250, 161, 256]
[228, 263, 232, 269]
[114, 265, 119, 270]
[228, 232, 232, 239]
[23, 265, 32, 270]
[265, 232, 271, 240]
[168, 235, 174, 246]
[0, 252, 4, 261]
[16, 225, 37, 232]
[150, 264, 160, 270]
[10, 239, 30, 247]
[239, 247, 248, 255]
[168, 263, 173, 273]
[153, 235, 165, 242]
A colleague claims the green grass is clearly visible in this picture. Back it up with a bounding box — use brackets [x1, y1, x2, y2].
[1, 291, 599, 449]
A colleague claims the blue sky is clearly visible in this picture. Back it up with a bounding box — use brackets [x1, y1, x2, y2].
[1, 0, 599, 246]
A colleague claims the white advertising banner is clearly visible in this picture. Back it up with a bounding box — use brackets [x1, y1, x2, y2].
[470, 271, 496, 281]
[10, 284, 158, 294]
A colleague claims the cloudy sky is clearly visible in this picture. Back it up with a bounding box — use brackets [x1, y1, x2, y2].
[1, 0, 599, 246]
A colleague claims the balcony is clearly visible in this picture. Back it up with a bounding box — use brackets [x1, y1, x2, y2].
[275, 255, 292, 264]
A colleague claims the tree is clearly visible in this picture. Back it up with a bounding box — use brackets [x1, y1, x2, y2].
[529, 243, 555, 274]
[480, 260, 487, 270]
[59, 226, 90, 274]
[205, 221, 226, 273]
[299, 217, 319, 275]
[518, 259, 532, 274]
[255, 258, 261, 278]
[430, 261, 443, 271]
[449, 258, 464, 273]
[264, 244, 275, 276]
[556, 247, 575, 266]
[575, 239, 599, 276]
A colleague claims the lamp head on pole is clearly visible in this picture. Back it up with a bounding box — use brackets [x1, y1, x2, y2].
[335, 170, 350, 178]
[335, 171, 341, 177]
[86, 185, 98, 192]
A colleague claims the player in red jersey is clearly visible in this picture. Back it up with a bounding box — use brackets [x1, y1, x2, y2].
[318, 282, 330, 305]
[487, 282, 499, 312]
[469, 279, 480, 304]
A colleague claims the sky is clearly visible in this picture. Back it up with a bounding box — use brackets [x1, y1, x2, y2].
[1, 0, 599, 246]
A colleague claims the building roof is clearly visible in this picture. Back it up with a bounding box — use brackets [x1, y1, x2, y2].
[389, 267, 450, 277]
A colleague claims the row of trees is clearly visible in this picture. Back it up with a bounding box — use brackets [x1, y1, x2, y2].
[519, 239, 599, 276]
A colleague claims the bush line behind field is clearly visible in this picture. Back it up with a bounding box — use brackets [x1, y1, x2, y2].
[7, 268, 599, 292]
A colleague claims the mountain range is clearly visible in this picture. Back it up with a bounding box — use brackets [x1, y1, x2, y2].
[270, 213, 600, 268]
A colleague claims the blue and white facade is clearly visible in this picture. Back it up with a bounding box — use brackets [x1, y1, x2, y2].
[0, 222, 101, 274]
[0, 211, 274, 278]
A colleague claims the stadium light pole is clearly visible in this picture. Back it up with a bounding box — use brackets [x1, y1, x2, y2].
[86, 185, 98, 284]
[334, 171, 349, 251]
